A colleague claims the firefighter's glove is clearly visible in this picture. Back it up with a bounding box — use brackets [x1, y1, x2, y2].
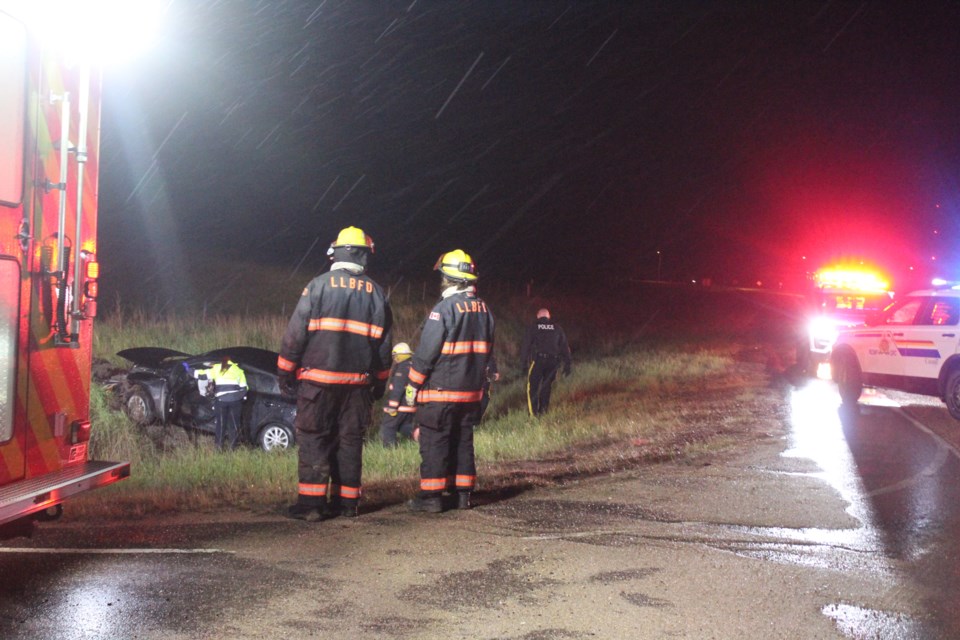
[386, 409, 398, 417]
[403, 384, 417, 407]
[279, 373, 298, 397]
[372, 381, 386, 401]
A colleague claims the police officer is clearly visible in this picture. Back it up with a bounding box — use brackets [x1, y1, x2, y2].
[380, 342, 417, 447]
[278, 226, 392, 521]
[521, 308, 571, 417]
[194, 355, 248, 450]
[405, 250, 495, 513]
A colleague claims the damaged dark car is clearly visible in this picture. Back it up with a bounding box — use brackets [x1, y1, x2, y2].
[117, 346, 297, 451]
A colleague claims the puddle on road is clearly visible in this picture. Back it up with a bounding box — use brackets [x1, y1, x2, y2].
[823, 603, 935, 640]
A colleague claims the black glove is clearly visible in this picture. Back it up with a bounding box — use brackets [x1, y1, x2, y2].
[279, 373, 298, 397]
[372, 381, 386, 401]
[563, 364, 572, 377]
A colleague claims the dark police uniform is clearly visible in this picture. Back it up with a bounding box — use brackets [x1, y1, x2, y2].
[278, 267, 392, 512]
[521, 315, 571, 416]
[407, 289, 495, 501]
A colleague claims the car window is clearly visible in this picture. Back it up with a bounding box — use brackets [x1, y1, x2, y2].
[886, 299, 924, 325]
[922, 298, 960, 326]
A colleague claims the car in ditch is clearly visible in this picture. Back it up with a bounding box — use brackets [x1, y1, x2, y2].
[117, 346, 296, 451]
[831, 285, 960, 416]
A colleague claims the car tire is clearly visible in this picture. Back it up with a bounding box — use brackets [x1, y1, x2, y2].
[258, 422, 294, 451]
[943, 369, 960, 420]
[124, 385, 157, 425]
[833, 350, 862, 405]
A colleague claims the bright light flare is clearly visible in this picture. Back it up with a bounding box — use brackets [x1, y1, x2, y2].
[815, 266, 890, 293]
[809, 316, 841, 348]
[1, 0, 166, 64]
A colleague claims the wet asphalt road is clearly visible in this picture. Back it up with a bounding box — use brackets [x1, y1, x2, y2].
[2, 375, 960, 639]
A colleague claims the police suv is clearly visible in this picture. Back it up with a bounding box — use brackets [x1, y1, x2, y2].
[831, 284, 960, 418]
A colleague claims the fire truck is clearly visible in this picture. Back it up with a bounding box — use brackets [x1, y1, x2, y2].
[800, 265, 895, 377]
[0, 5, 129, 527]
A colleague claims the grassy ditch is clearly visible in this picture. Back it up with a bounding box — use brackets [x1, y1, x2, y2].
[73, 284, 797, 519]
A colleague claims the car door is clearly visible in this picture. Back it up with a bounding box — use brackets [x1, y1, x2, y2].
[892, 296, 960, 382]
[854, 297, 926, 378]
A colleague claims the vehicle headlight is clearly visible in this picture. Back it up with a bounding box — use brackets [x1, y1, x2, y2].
[809, 317, 840, 348]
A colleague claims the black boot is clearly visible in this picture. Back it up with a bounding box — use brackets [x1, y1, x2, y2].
[457, 491, 472, 510]
[340, 498, 359, 518]
[286, 502, 323, 522]
[407, 495, 444, 513]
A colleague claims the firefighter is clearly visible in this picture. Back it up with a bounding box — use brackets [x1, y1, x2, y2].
[404, 249, 495, 513]
[278, 226, 392, 521]
[521, 308, 572, 417]
[194, 355, 248, 450]
[380, 342, 417, 447]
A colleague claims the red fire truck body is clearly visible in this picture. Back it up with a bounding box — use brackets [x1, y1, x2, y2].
[0, 7, 129, 526]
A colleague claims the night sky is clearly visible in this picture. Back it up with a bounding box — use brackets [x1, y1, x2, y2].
[96, 1, 960, 304]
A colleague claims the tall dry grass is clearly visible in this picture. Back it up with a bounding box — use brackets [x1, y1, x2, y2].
[77, 281, 793, 518]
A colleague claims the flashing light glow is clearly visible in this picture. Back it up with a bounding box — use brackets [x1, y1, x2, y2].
[815, 267, 889, 293]
[1, 0, 165, 64]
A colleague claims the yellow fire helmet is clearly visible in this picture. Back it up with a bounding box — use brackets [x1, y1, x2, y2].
[434, 249, 478, 282]
[329, 226, 375, 253]
[392, 342, 413, 357]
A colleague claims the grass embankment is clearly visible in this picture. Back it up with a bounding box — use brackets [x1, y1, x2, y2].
[75, 285, 787, 519]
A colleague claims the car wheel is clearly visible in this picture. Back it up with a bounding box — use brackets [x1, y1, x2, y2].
[124, 385, 157, 425]
[833, 350, 862, 405]
[258, 423, 294, 451]
[944, 369, 960, 420]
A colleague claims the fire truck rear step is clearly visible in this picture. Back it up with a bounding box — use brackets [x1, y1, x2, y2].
[0, 462, 131, 526]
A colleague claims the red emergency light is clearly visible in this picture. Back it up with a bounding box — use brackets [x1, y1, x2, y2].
[814, 267, 889, 293]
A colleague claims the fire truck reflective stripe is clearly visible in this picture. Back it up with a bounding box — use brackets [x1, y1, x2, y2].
[440, 341, 491, 355]
[896, 341, 940, 358]
[298, 369, 369, 385]
[277, 356, 297, 372]
[420, 477, 447, 491]
[298, 482, 327, 496]
[455, 474, 476, 488]
[339, 485, 361, 499]
[417, 389, 484, 403]
[408, 368, 427, 385]
[308, 317, 384, 338]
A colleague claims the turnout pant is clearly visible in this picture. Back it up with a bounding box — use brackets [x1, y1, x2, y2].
[380, 411, 415, 447]
[294, 383, 371, 506]
[214, 400, 242, 450]
[416, 401, 481, 498]
[527, 355, 561, 416]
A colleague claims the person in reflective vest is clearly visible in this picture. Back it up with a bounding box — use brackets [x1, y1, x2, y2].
[404, 249, 495, 513]
[521, 308, 572, 417]
[194, 356, 248, 450]
[278, 226, 393, 521]
[380, 342, 417, 447]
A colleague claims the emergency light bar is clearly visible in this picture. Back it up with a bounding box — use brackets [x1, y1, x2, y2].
[815, 267, 890, 293]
